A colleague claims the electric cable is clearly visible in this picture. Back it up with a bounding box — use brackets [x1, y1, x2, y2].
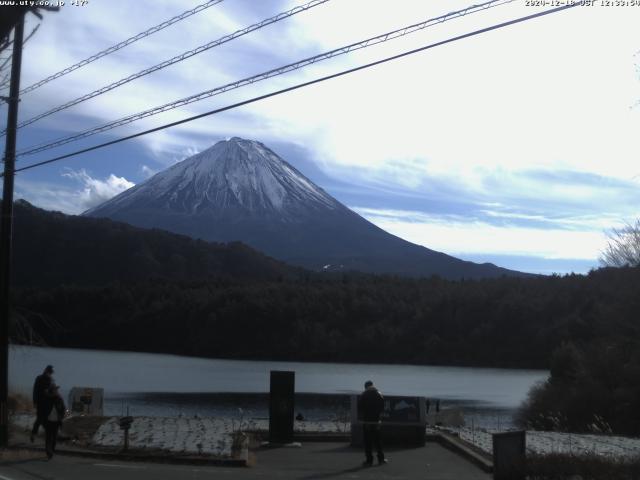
[0, 24, 40, 90]
[7, 3, 579, 176]
[18, 0, 226, 96]
[15, 0, 518, 157]
[7, 0, 329, 134]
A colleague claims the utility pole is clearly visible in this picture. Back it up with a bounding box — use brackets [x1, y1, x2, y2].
[0, 12, 25, 448]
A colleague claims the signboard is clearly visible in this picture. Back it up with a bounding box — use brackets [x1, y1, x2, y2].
[380, 397, 421, 422]
[68, 387, 104, 415]
[351, 395, 426, 446]
[493, 431, 526, 480]
[269, 371, 295, 443]
[354, 395, 423, 423]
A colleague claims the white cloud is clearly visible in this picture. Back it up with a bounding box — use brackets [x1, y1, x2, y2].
[20, 2, 640, 186]
[229, 1, 640, 185]
[16, 170, 135, 215]
[479, 209, 625, 232]
[59, 169, 135, 212]
[15, 181, 87, 215]
[12, 1, 640, 268]
[140, 165, 158, 179]
[354, 207, 607, 260]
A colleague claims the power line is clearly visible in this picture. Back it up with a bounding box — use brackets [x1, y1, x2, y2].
[0, 24, 39, 90]
[0, 55, 12, 73]
[15, 0, 518, 158]
[5, 0, 329, 135]
[9, 3, 579, 176]
[18, 0, 225, 96]
[0, 71, 10, 91]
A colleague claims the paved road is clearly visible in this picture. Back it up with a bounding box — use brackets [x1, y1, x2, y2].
[0, 442, 491, 479]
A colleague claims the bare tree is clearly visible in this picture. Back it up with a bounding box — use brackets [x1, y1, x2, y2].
[0, 6, 53, 54]
[600, 219, 640, 267]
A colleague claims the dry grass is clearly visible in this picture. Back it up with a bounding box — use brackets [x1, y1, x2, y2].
[8, 392, 33, 414]
[0, 448, 43, 463]
[246, 450, 257, 467]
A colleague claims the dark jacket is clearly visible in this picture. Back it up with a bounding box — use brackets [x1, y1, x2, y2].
[32, 374, 51, 406]
[359, 386, 385, 422]
[45, 395, 66, 425]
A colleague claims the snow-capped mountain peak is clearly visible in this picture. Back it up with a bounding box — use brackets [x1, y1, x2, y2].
[86, 137, 340, 217]
[84, 136, 523, 279]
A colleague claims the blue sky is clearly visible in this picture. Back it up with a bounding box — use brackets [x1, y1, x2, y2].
[2, 0, 639, 275]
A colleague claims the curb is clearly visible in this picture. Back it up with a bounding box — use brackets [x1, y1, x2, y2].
[251, 428, 492, 474]
[246, 430, 350, 443]
[427, 432, 493, 473]
[7, 444, 248, 467]
[9, 431, 490, 471]
[294, 433, 350, 442]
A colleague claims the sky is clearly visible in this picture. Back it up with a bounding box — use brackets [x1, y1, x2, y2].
[1, 0, 639, 275]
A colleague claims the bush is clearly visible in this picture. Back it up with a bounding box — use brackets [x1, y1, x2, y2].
[517, 339, 640, 435]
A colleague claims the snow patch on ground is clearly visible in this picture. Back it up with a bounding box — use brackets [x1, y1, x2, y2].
[11, 413, 36, 431]
[450, 427, 640, 458]
[93, 417, 234, 456]
[18, 411, 640, 461]
[10, 414, 349, 459]
[90, 417, 349, 456]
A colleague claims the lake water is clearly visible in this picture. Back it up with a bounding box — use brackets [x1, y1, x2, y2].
[9, 346, 547, 428]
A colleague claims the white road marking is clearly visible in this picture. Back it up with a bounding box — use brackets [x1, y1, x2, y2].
[93, 463, 148, 470]
[191, 469, 233, 474]
[0, 474, 16, 480]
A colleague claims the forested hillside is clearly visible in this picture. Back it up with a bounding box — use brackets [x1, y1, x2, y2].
[12, 266, 640, 369]
[12, 200, 298, 287]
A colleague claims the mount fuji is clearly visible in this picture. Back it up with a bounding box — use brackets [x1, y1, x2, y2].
[84, 137, 521, 279]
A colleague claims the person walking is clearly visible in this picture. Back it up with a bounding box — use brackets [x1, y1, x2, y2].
[44, 384, 66, 459]
[358, 380, 387, 466]
[31, 365, 54, 442]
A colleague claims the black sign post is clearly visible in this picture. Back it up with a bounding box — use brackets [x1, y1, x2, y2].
[119, 416, 134, 452]
[269, 370, 295, 444]
[493, 431, 526, 480]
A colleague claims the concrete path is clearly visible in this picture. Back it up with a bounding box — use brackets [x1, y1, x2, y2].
[0, 442, 490, 479]
[253, 442, 491, 479]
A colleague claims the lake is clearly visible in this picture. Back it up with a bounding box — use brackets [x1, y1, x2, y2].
[9, 346, 547, 428]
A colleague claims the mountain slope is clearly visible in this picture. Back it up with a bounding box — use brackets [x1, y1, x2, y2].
[85, 137, 524, 279]
[11, 200, 297, 288]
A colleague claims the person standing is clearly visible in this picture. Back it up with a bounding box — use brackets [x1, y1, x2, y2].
[358, 380, 387, 466]
[31, 365, 54, 442]
[44, 384, 66, 459]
